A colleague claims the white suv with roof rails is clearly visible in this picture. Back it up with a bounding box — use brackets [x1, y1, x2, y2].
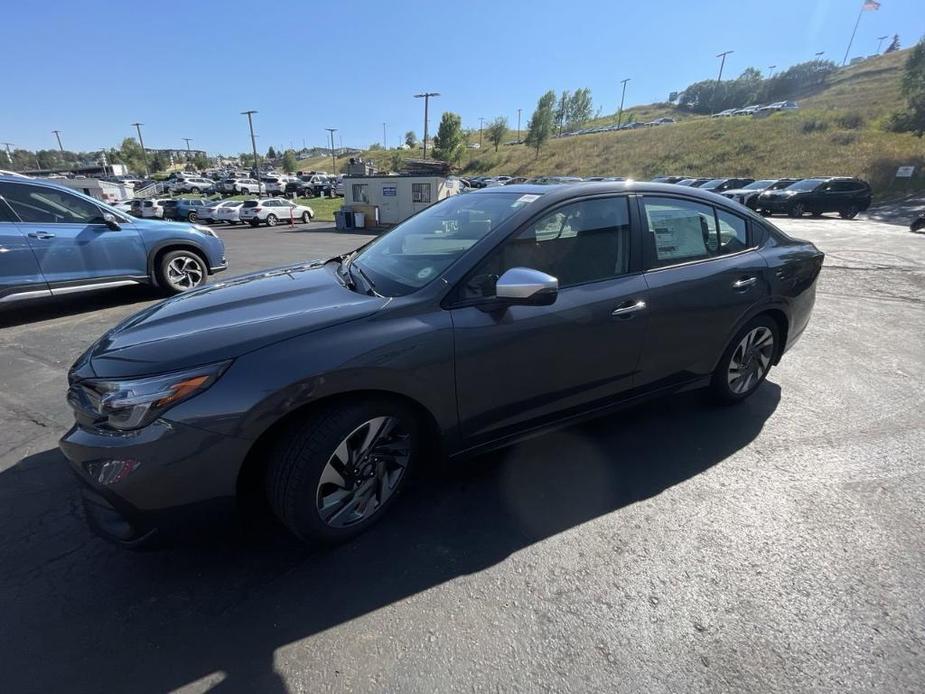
[168, 176, 215, 194]
[238, 198, 315, 227]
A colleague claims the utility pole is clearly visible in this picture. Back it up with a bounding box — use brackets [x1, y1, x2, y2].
[241, 111, 259, 178]
[325, 128, 337, 174]
[52, 130, 65, 154]
[814, 51, 825, 60]
[414, 92, 440, 159]
[711, 50, 733, 115]
[131, 122, 149, 177]
[382, 122, 387, 149]
[767, 65, 776, 78]
[478, 117, 485, 149]
[876, 35, 889, 53]
[517, 108, 522, 142]
[2, 142, 14, 169]
[182, 137, 193, 163]
[616, 78, 630, 128]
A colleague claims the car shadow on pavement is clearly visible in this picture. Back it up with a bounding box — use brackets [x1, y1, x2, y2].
[0, 383, 780, 693]
[0, 286, 156, 329]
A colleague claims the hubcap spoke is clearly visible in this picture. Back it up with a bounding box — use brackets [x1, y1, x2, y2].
[727, 327, 774, 394]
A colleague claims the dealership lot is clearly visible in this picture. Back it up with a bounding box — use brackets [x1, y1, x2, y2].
[1, 216, 923, 692]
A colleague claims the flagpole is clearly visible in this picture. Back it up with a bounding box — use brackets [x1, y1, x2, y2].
[842, 3, 865, 66]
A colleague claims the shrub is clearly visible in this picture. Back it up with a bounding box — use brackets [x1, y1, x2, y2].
[801, 118, 829, 133]
[830, 132, 858, 146]
[834, 112, 865, 129]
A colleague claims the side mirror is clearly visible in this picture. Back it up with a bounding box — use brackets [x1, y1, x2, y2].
[495, 267, 558, 306]
[102, 212, 121, 231]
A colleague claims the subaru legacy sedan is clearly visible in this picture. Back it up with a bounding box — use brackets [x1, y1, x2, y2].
[60, 183, 823, 546]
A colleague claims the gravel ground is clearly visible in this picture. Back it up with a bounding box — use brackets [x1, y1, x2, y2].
[0, 215, 922, 693]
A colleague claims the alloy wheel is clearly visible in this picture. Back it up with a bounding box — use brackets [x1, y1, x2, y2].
[315, 416, 411, 528]
[727, 326, 775, 395]
[166, 254, 205, 290]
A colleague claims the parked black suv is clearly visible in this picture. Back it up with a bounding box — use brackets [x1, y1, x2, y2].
[756, 177, 871, 219]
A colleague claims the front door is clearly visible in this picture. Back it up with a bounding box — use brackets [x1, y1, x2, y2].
[0, 199, 48, 301]
[634, 195, 771, 388]
[0, 182, 148, 286]
[450, 195, 648, 444]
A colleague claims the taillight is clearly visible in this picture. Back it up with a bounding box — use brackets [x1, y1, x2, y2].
[254, 207, 262, 212]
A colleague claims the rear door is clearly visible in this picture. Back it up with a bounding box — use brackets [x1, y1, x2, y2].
[0, 195, 49, 301]
[0, 182, 148, 286]
[635, 195, 770, 389]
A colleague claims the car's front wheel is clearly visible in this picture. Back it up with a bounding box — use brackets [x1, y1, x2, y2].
[266, 399, 420, 543]
[710, 315, 779, 404]
[301, 211, 311, 223]
[187, 212, 199, 222]
[190, 187, 200, 194]
[157, 249, 207, 294]
[789, 202, 806, 218]
[840, 205, 860, 220]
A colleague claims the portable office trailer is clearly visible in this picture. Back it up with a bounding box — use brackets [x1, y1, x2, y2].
[343, 175, 463, 224]
[44, 177, 133, 203]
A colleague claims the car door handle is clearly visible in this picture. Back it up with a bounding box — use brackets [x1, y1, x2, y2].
[733, 277, 757, 289]
[27, 231, 56, 240]
[612, 300, 647, 316]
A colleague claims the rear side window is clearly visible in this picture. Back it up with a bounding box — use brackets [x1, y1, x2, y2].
[243, 200, 259, 208]
[642, 197, 718, 267]
[0, 183, 105, 225]
[717, 209, 748, 253]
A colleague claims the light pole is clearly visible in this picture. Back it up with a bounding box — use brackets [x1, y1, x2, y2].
[52, 130, 65, 154]
[478, 117, 485, 149]
[616, 78, 630, 129]
[2, 142, 14, 169]
[767, 64, 776, 78]
[241, 111, 259, 177]
[382, 122, 387, 149]
[131, 122, 149, 177]
[711, 50, 734, 116]
[876, 35, 889, 53]
[517, 108, 522, 142]
[325, 128, 337, 174]
[814, 51, 825, 60]
[414, 92, 440, 159]
[182, 137, 193, 164]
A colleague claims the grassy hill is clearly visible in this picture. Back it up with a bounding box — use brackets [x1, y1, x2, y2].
[300, 49, 924, 195]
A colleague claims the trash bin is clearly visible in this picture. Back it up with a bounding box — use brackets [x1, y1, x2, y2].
[344, 211, 355, 228]
[334, 210, 346, 230]
[353, 212, 365, 229]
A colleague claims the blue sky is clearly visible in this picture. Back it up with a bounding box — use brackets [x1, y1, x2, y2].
[2, 0, 922, 155]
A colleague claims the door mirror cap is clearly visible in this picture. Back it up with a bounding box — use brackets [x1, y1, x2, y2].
[495, 267, 558, 306]
[102, 212, 121, 231]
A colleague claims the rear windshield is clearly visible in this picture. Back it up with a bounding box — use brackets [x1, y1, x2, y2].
[242, 200, 260, 208]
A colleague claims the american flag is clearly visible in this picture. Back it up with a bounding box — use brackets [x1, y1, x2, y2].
[863, 0, 880, 10]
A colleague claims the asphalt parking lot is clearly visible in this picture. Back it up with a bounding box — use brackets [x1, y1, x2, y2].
[1, 216, 923, 693]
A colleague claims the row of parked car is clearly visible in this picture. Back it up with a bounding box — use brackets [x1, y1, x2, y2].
[711, 101, 800, 118]
[114, 197, 315, 227]
[559, 117, 676, 138]
[165, 171, 344, 198]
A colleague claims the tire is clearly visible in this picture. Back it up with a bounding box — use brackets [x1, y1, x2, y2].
[810, 210, 822, 218]
[788, 202, 806, 218]
[265, 214, 278, 227]
[187, 212, 198, 222]
[156, 249, 207, 294]
[265, 399, 420, 543]
[190, 187, 200, 194]
[710, 315, 779, 404]
[301, 212, 310, 223]
[840, 205, 860, 220]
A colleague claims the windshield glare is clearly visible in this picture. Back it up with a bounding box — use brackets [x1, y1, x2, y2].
[786, 178, 825, 191]
[744, 179, 776, 189]
[352, 193, 535, 296]
[700, 179, 725, 189]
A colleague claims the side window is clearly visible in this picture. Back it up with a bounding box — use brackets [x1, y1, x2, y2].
[0, 183, 105, 225]
[0, 197, 17, 222]
[461, 197, 631, 299]
[352, 184, 369, 203]
[642, 196, 718, 268]
[717, 209, 749, 253]
[412, 183, 432, 203]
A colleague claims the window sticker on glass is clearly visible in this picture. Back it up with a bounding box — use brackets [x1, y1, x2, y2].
[513, 194, 540, 206]
[647, 208, 711, 260]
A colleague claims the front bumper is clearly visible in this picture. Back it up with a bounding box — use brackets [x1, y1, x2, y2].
[757, 196, 797, 212]
[60, 418, 251, 545]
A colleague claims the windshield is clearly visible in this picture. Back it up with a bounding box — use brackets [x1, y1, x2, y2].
[743, 179, 776, 190]
[785, 178, 825, 191]
[351, 192, 536, 296]
[699, 179, 726, 189]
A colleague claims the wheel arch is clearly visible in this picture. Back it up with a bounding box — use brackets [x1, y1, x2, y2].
[235, 389, 443, 520]
[148, 242, 211, 286]
[714, 304, 790, 371]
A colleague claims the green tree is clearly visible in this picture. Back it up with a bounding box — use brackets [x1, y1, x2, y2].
[281, 149, 298, 173]
[525, 90, 556, 156]
[266, 146, 277, 159]
[487, 116, 508, 152]
[404, 130, 417, 148]
[118, 137, 147, 174]
[889, 38, 925, 136]
[192, 153, 210, 170]
[885, 34, 900, 53]
[567, 88, 593, 128]
[431, 112, 466, 163]
[149, 152, 167, 173]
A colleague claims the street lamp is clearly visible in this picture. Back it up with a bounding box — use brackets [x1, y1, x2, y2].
[182, 137, 193, 165]
[876, 35, 889, 53]
[325, 128, 337, 175]
[814, 51, 825, 60]
[616, 78, 630, 129]
[767, 65, 777, 78]
[131, 122, 149, 177]
[478, 117, 485, 149]
[241, 111, 260, 178]
[414, 92, 440, 159]
[382, 122, 387, 149]
[711, 50, 734, 116]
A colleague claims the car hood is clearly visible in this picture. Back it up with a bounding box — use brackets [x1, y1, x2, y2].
[722, 188, 760, 196]
[81, 261, 386, 379]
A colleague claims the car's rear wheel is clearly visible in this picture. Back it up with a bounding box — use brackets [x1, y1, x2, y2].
[266, 214, 278, 227]
[840, 205, 860, 220]
[789, 202, 806, 218]
[710, 315, 779, 404]
[265, 399, 420, 543]
[187, 212, 198, 222]
[301, 212, 311, 223]
[190, 187, 200, 194]
[157, 249, 207, 294]
[249, 220, 260, 228]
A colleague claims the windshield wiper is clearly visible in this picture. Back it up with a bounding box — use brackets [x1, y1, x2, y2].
[349, 261, 378, 296]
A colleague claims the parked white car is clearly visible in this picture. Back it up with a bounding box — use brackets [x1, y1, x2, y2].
[733, 105, 762, 116]
[110, 199, 135, 214]
[238, 198, 315, 227]
[757, 100, 799, 114]
[168, 176, 215, 194]
[212, 201, 245, 224]
[711, 108, 737, 118]
[199, 199, 242, 222]
[141, 198, 168, 218]
[220, 177, 264, 195]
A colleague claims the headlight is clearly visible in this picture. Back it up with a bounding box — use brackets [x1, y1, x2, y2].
[71, 361, 230, 430]
[192, 224, 218, 237]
